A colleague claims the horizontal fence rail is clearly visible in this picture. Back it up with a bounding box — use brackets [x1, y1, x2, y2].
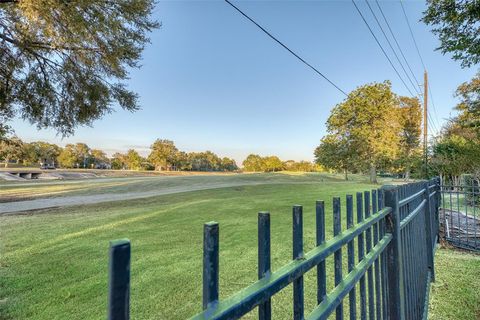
[107, 179, 440, 320]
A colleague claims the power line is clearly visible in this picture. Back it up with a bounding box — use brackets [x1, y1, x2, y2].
[224, 0, 347, 96]
[351, 0, 414, 96]
[428, 82, 442, 129]
[374, 0, 421, 89]
[399, 1, 443, 133]
[399, 0, 426, 71]
[427, 113, 439, 135]
[364, 0, 420, 95]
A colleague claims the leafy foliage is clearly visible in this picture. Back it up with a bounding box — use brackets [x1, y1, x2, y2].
[431, 120, 480, 184]
[148, 139, 179, 171]
[315, 83, 423, 182]
[395, 97, 422, 179]
[57, 143, 90, 168]
[243, 154, 319, 173]
[126, 149, 143, 171]
[455, 73, 480, 132]
[22, 141, 61, 165]
[0, 135, 23, 167]
[319, 82, 401, 183]
[423, 0, 480, 68]
[0, 0, 158, 135]
[314, 134, 354, 179]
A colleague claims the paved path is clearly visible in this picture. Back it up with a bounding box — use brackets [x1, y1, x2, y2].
[0, 181, 264, 215]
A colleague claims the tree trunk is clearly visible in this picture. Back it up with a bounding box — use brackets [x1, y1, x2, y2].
[344, 169, 348, 181]
[4, 157, 9, 168]
[369, 163, 377, 184]
[404, 168, 410, 181]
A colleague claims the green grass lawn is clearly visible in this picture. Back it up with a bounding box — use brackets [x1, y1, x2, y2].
[0, 172, 374, 201]
[1, 174, 478, 319]
[429, 249, 480, 320]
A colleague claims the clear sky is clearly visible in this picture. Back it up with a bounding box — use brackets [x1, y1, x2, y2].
[11, 0, 478, 164]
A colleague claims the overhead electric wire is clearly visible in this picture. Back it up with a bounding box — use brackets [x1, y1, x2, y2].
[364, 0, 420, 95]
[428, 82, 442, 129]
[374, 0, 421, 88]
[351, 0, 414, 97]
[399, 0, 426, 71]
[224, 0, 347, 96]
[427, 113, 439, 135]
[399, 0, 443, 131]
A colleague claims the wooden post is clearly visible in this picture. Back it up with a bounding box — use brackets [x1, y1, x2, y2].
[383, 185, 405, 320]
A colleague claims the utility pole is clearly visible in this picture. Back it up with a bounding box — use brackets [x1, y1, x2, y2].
[423, 70, 428, 179]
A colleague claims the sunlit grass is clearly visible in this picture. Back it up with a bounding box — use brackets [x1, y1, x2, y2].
[0, 175, 477, 319]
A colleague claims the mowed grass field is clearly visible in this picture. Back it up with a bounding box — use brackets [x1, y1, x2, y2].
[1, 173, 479, 319]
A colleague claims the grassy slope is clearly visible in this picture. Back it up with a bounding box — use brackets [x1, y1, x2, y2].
[0, 172, 375, 201]
[1, 174, 478, 319]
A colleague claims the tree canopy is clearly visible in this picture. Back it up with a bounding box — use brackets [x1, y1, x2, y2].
[321, 82, 401, 183]
[430, 119, 480, 184]
[423, 0, 480, 68]
[148, 139, 179, 171]
[315, 82, 422, 182]
[243, 154, 319, 173]
[0, 0, 158, 136]
[454, 73, 480, 132]
[0, 135, 23, 167]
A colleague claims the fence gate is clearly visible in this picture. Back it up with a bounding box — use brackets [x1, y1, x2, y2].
[440, 180, 480, 252]
[107, 179, 441, 320]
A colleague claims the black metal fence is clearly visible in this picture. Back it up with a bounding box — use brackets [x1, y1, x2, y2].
[440, 182, 480, 252]
[107, 179, 440, 320]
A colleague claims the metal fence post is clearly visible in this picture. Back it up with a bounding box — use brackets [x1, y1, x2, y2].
[292, 205, 304, 320]
[424, 182, 435, 282]
[436, 178, 441, 243]
[108, 239, 131, 320]
[258, 212, 271, 320]
[382, 185, 405, 320]
[203, 222, 219, 310]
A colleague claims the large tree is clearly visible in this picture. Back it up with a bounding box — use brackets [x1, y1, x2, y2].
[126, 149, 142, 170]
[91, 149, 109, 168]
[242, 154, 265, 172]
[23, 141, 61, 166]
[423, 0, 480, 68]
[0, 135, 23, 167]
[263, 156, 284, 172]
[431, 120, 480, 184]
[111, 152, 127, 170]
[0, 0, 158, 136]
[57, 142, 90, 168]
[148, 139, 178, 171]
[323, 82, 401, 183]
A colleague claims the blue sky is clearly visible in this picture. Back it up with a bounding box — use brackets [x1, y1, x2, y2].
[11, 0, 478, 163]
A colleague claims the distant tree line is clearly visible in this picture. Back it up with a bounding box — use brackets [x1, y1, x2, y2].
[0, 138, 239, 172]
[242, 154, 322, 173]
[0, 137, 324, 173]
